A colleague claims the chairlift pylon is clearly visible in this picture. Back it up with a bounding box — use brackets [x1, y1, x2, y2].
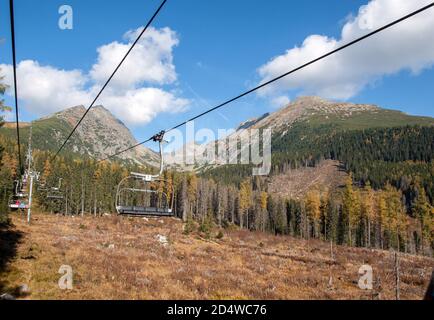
[115, 131, 174, 217]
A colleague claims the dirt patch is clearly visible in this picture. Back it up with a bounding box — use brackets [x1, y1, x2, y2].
[269, 160, 348, 200]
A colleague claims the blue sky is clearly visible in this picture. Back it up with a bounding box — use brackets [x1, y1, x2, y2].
[1, 0, 433, 149]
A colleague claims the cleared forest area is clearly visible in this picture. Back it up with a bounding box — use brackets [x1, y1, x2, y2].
[0, 212, 432, 300]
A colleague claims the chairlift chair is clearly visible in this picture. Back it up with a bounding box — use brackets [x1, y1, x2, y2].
[115, 131, 174, 217]
[8, 178, 29, 211]
[14, 179, 27, 198]
[8, 187, 29, 211]
[8, 198, 29, 210]
[47, 178, 64, 200]
[38, 182, 47, 192]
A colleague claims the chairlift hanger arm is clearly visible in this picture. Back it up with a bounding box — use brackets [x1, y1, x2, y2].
[52, 178, 63, 191]
[132, 130, 166, 180]
[156, 135, 165, 178]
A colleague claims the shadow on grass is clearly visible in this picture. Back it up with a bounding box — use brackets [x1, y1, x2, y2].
[425, 271, 434, 301]
[0, 220, 26, 298]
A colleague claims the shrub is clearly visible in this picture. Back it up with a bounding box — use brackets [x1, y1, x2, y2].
[0, 211, 10, 226]
[199, 214, 214, 239]
[216, 231, 224, 239]
[183, 215, 196, 235]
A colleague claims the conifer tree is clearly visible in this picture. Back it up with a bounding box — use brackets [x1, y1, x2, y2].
[343, 174, 359, 246]
[361, 182, 376, 247]
[187, 173, 198, 217]
[239, 178, 252, 229]
[305, 189, 321, 238]
[412, 184, 432, 253]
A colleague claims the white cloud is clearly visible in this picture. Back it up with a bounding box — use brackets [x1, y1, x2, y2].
[0, 60, 91, 115]
[0, 26, 188, 126]
[100, 87, 188, 125]
[271, 95, 291, 108]
[258, 0, 434, 100]
[90, 27, 179, 89]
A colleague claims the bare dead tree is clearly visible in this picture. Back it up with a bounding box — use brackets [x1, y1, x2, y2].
[395, 252, 400, 300]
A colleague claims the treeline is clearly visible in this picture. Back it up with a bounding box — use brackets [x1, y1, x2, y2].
[0, 120, 433, 255]
[0, 139, 18, 222]
[177, 173, 432, 255]
[195, 124, 434, 254]
[204, 125, 434, 206]
[0, 138, 433, 255]
[0, 76, 13, 223]
[273, 124, 434, 203]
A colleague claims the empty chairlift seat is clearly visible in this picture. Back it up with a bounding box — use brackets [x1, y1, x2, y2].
[46, 178, 64, 200]
[115, 131, 174, 217]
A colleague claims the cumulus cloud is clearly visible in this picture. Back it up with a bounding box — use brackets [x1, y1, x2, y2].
[0, 60, 91, 115]
[258, 0, 434, 101]
[101, 87, 189, 125]
[90, 27, 179, 89]
[0, 26, 188, 126]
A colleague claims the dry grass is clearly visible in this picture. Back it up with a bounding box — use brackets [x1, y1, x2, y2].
[0, 212, 432, 300]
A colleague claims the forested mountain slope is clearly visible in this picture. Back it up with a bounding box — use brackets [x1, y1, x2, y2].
[1, 97, 432, 256]
[203, 97, 434, 201]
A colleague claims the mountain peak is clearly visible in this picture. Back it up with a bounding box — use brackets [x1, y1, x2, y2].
[39, 105, 85, 122]
[231, 96, 382, 132]
[92, 105, 109, 112]
[58, 104, 86, 115]
[293, 96, 330, 105]
[290, 96, 379, 113]
[30, 105, 159, 166]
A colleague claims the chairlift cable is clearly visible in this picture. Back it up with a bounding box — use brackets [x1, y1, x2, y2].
[9, 0, 23, 174]
[97, 2, 434, 163]
[52, 0, 168, 161]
